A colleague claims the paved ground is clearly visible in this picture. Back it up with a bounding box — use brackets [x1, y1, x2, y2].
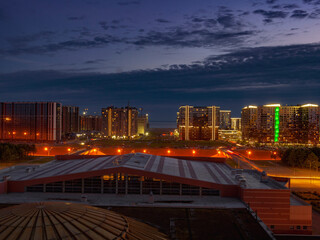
[0, 192, 246, 208]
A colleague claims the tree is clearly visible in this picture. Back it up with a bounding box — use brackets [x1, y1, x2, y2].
[305, 152, 319, 169]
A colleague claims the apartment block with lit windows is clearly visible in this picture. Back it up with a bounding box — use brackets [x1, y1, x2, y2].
[101, 106, 139, 138]
[177, 105, 220, 140]
[0, 102, 62, 142]
[219, 110, 231, 130]
[241, 104, 320, 144]
[80, 115, 102, 132]
[61, 106, 79, 137]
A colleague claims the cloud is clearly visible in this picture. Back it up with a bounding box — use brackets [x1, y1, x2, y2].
[132, 29, 256, 48]
[1, 35, 123, 55]
[272, 4, 300, 9]
[1, 43, 320, 120]
[84, 59, 106, 64]
[155, 18, 170, 23]
[117, 1, 140, 6]
[68, 16, 85, 21]
[7, 31, 55, 47]
[309, 9, 320, 18]
[266, 0, 278, 4]
[303, 0, 320, 5]
[291, 10, 308, 18]
[253, 9, 288, 23]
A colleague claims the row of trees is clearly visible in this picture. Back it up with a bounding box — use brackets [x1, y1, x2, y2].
[0, 143, 36, 162]
[280, 147, 320, 169]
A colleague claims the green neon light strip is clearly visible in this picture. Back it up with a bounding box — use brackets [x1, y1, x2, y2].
[274, 107, 280, 142]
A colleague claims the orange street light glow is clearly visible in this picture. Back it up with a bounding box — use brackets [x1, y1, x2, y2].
[192, 150, 196, 154]
[68, 148, 71, 152]
[167, 150, 171, 154]
[93, 149, 97, 152]
[13, 132, 16, 135]
[273, 152, 277, 155]
[117, 149, 121, 153]
[248, 151, 252, 155]
[218, 151, 221, 154]
[23, 132, 27, 135]
[44, 147, 48, 151]
[5, 117, 11, 121]
[143, 149, 147, 153]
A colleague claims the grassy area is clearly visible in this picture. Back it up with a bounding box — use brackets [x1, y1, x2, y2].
[293, 191, 320, 213]
[91, 139, 233, 148]
[27, 156, 55, 164]
[0, 156, 55, 167]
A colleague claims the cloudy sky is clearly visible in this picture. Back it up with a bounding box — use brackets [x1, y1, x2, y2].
[1, 0, 320, 127]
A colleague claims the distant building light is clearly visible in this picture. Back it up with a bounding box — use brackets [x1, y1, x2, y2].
[301, 104, 319, 107]
[243, 105, 258, 109]
[264, 104, 281, 107]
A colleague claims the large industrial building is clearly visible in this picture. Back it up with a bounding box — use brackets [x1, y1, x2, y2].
[241, 103, 320, 144]
[177, 105, 220, 140]
[0, 102, 62, 142]
[0, 153, 312, 235]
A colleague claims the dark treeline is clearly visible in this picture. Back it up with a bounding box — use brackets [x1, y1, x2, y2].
[280, 147, 320, 169]
[0, 143, 36, 162]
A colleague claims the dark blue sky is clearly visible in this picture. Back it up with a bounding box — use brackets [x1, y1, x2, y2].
[1, 0, 320, 127]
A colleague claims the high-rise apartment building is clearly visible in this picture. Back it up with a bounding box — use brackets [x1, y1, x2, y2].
[241, 105, 258, 141]
[101, 106, 139, 138]
[177, 105, 220, 140]
[219, 110, 231, 130]
[80, 115, 102, 132]
[0, 102, 62, 142]
[62, 106, 79, 136]
[231, 117, 241, 130]
[241, 103, 320, 144]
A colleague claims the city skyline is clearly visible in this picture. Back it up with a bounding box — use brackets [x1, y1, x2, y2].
[1, 0, 320, 126]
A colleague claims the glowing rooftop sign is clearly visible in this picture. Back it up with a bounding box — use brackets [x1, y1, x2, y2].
[274, 107, 280, 143]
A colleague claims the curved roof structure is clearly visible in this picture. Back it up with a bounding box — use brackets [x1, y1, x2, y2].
[0, 202, 168, 240]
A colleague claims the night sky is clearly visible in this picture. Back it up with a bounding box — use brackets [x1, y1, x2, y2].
[1, 0, 320, 127]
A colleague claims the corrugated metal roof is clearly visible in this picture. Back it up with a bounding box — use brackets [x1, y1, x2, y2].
[0, 202, 168, 240]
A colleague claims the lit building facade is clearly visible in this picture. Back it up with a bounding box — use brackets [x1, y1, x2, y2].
[177, 105, 220, 140]
[137, 114, 149, 135]
[62, 106, 79, 136]
[101, 106, 139, 138]
[219, 110, 231, 130]
[242, 104, 320, 144]
[241, 106, 258, 141]
[0, 102, 62, 142]
[80, 115, 102, 132]
[231, 117, 241, 131]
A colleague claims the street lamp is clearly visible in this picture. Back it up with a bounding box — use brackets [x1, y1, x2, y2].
[44, 147, 53, 156]
[247, 151, 252, 159]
